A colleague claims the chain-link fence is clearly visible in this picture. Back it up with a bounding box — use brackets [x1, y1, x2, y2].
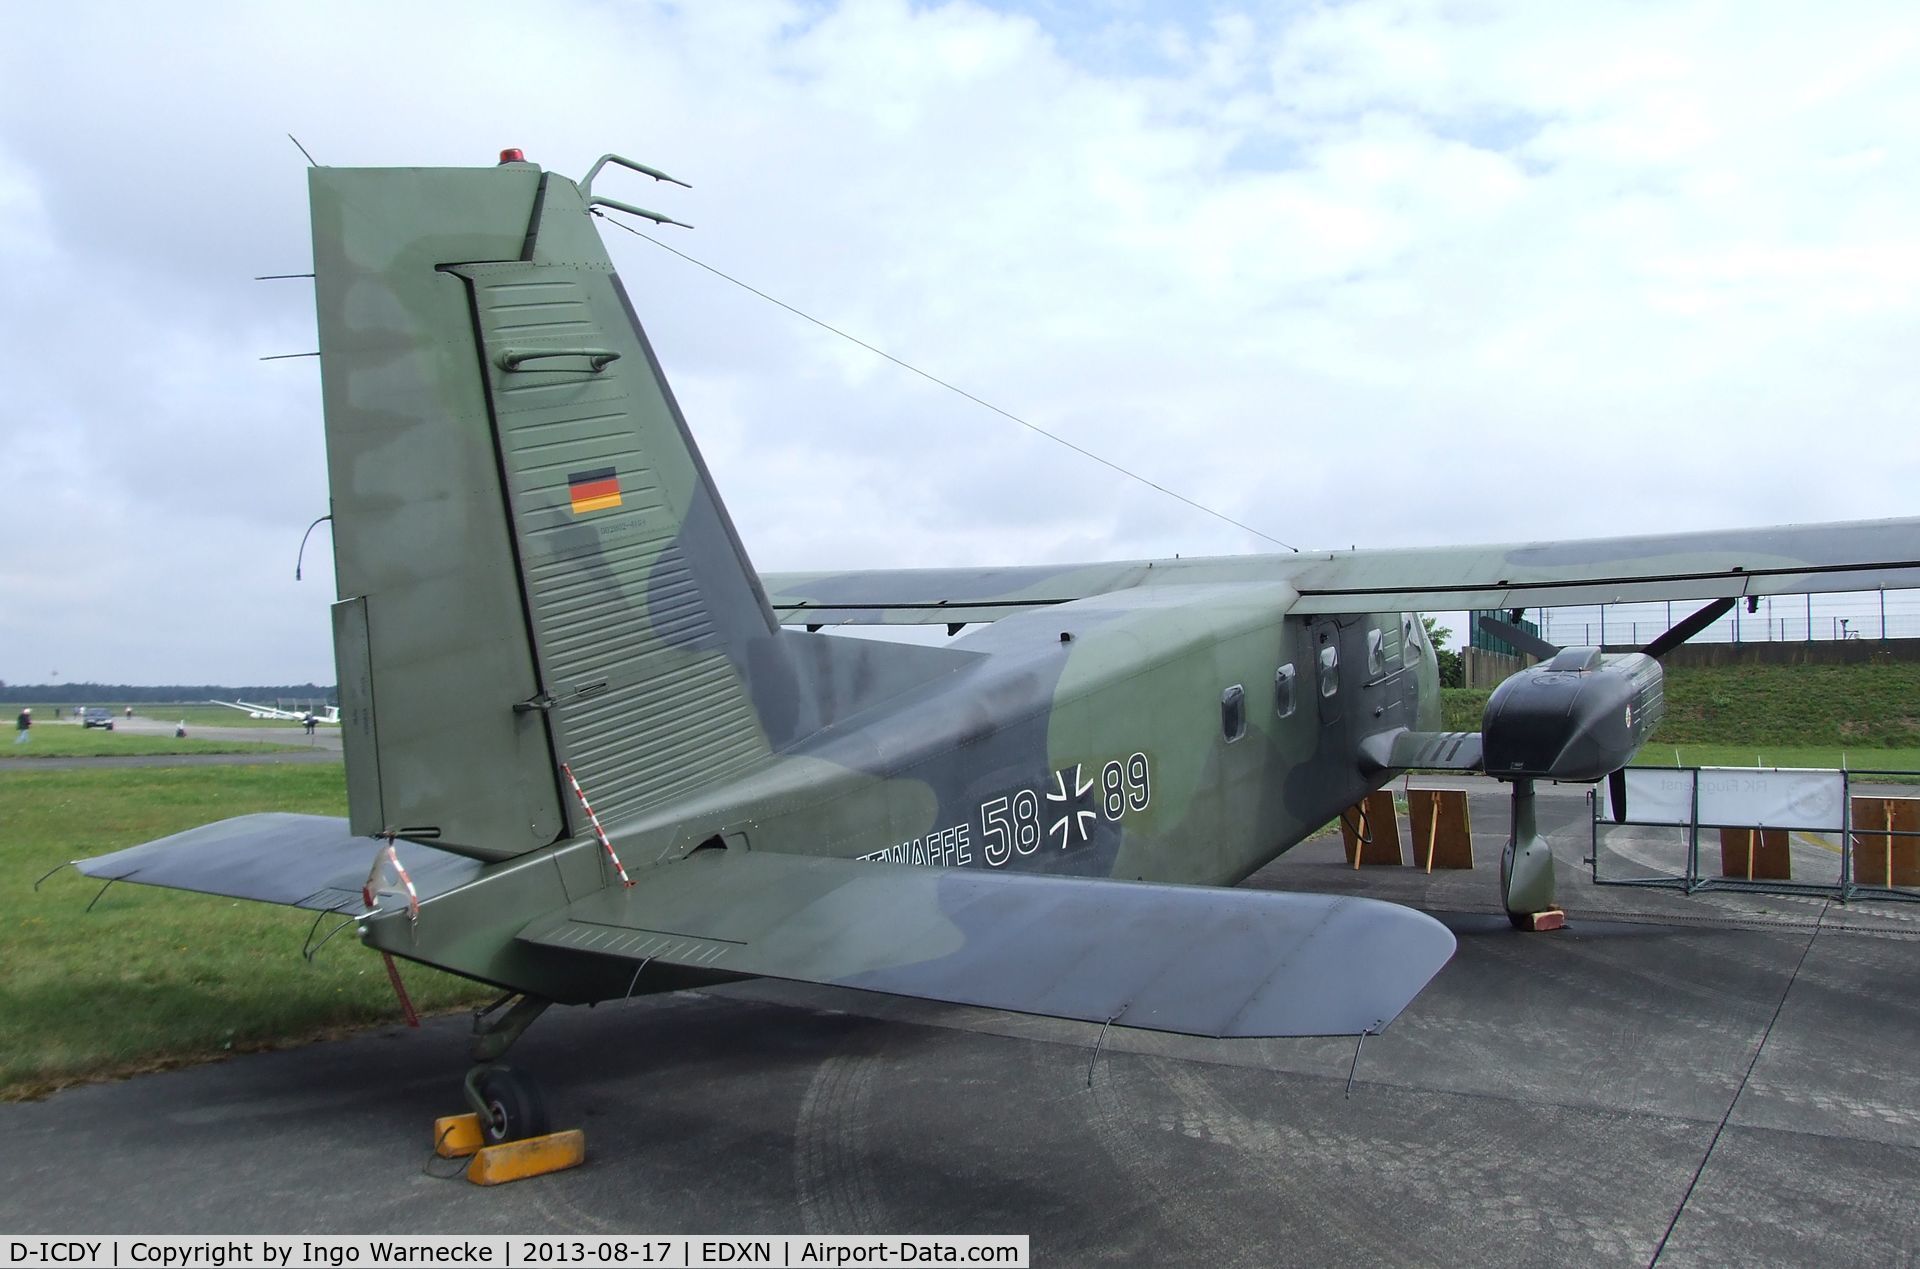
[1539, 589, 1920, 647]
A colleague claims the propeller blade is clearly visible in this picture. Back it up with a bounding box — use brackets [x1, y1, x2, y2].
[1642, 597, 1736, 660]
[1609, 768, 1628, 824]
[1476, 614, 1561, 662]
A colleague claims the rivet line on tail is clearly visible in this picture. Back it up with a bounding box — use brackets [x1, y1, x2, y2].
[563, 763, 634, 887]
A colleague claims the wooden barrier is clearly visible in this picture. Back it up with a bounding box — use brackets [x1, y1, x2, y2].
[1717, 827, 1791, 881]
[1341, 790, 1403, 867]
[1850, 796, 1920, 887]
[1407, 788, 1473, 871]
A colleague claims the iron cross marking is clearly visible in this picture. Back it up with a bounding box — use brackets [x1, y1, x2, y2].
[1047, 763, 1098, 848]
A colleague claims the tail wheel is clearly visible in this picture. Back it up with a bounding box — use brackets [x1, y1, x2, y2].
[476, 1066, 550, 1145]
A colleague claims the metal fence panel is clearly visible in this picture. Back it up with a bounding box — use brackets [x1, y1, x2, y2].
[1591, 766, 1919, 903]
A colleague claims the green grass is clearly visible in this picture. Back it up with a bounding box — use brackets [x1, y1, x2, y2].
[1634, 745, 1920, 773]
[1656, 662, 1920, 748]
[6, 729, 307, 758]
[1444, 661, 1920, 756]
[1442, 688, 1492, 731]
[1, 764, 490, 1099]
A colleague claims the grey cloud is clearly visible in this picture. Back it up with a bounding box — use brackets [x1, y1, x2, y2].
[3, 1, 1916, 682]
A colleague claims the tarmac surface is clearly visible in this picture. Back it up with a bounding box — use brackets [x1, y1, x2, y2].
[0, 715, 341, 769]
[111, 715, 343, 751]
[5, 781, 1918, 1265]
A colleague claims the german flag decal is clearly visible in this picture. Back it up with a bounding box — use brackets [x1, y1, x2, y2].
[568, 466, 622, 514]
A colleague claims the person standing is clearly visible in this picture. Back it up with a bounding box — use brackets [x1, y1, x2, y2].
[14, 707, 30, 744]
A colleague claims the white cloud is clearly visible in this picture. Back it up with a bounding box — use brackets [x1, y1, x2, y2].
[1, 0, 1917, 681]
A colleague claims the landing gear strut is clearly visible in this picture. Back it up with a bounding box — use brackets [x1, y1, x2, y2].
[1499, 779, 1561, 929]
[429, 991, 585, 1182]
[462, 993, 553, 1143]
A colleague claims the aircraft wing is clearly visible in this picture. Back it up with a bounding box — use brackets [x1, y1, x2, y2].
[761, 562, 1157, 626]
[762, 517, 1920, 623]
[1284, 516, 1920, 613]
[516, 850, 1454, 1038]
[207, 700, 308, 721]
[73, 813, 482, 911]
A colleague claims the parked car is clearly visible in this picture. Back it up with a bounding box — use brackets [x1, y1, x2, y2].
[81, 707, 115, 731]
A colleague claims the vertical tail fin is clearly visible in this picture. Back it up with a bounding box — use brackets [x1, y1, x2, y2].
[313, 156, 962, 860]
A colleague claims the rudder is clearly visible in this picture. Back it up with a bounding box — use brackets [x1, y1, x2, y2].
[312, 155, 967, 861]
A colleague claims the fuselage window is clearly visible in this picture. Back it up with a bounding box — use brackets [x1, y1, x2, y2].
[1319, 645, 1339, 697]
[1221, 684, 1246, 742]
[1274, 664, 1297, 718]
[1368, 628, 1386, 676]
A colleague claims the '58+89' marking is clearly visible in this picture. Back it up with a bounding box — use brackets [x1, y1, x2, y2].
[978, 752, 1150, 867]
[855, 751, 1151, 869]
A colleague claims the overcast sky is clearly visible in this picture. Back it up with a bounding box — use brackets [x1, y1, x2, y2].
[3, 1, 1917, 683]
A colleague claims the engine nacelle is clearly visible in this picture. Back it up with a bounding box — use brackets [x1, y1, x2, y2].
[1480, 648, 1664, 781]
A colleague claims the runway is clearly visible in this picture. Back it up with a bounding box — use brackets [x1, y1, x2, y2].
[110, 715, 343, 750]
[4, 783, 1916, 1264]
[0, 714, 341, 770]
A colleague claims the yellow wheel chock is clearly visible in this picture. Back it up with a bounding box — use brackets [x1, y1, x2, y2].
[433, 1113, 587, 1184]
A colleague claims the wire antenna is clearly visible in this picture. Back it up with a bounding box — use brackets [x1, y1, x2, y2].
[287, 133, 318, 166]
[295, 514, 333, 581]
[595, 211, 1298, 552]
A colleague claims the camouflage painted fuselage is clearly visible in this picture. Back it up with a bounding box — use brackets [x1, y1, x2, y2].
[614, 588, 1436, 890]
[365, 582, 1437, 1001]
[311, 156, 1914, 1005]
[301, 157, 1444, 1000]
[73, 153, 1920, 1051]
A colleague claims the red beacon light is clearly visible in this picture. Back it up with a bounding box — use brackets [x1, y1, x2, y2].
[498, 148, 527, 164]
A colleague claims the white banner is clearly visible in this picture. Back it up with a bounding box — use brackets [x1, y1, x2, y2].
[1608, 766, 1847, 831]
[1, 1236, 1030, 1269]
[1611, 768, 1696, 826]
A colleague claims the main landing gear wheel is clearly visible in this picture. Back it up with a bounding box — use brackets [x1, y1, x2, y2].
[475, 1066, 550, 1145]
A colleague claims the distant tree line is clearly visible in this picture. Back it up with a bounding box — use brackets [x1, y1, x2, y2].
[0, 683, 337, 705]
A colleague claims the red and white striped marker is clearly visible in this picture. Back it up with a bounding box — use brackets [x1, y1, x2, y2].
[362, 840, 421, 922]
[361, 836, 422, 1027]
[563, 762, 634, 887]
[381, 951, 421, 1028]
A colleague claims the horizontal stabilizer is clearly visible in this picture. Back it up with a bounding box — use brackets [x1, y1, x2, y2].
[1359, 729, 1485, 773]
[73, 814, 482, 912]
[519, 851, 1455, 1037]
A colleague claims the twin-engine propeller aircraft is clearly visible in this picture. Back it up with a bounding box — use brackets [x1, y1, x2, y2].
[75, 151, 1920, 1144]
